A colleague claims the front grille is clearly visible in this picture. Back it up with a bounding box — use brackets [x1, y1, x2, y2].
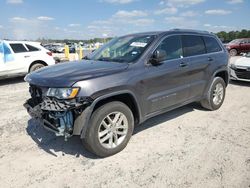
[235, 68, 250, 79]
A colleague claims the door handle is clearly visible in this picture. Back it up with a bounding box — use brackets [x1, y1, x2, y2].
[179, 62, 188, 67]
[208, 57, 213, 61]
[24, 55, 30, 58]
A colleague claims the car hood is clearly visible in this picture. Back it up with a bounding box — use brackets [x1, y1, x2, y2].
[25, 60, 129, 87]
[234, 57, 250, 67]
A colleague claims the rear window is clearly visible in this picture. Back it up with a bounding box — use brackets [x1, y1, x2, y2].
[203, 36, 222, 53]
[182, 35, 206, 57]
[10, 43, 28, 53]
[25, 44, 40, 51]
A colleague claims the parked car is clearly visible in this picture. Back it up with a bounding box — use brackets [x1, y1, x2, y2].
[53, 44, 65, 53]
[230, 52, 250, 82]
[24, 29, 229, 157]
[225, 38, 250, 56]
[43, 43, 65, 53]
[0, 40, 55, 79]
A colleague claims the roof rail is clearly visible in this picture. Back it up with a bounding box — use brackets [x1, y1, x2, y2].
[170, 28, 210, 34]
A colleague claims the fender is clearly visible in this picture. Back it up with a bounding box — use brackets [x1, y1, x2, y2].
[203, 66, 229, 98]
[74, 90, 142, 138]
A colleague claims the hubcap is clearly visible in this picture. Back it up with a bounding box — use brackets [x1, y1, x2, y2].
[98, 112, 128, 149]
[34, 66, 43, 71]
[230, 49, 237, 56]
[213, 83, 224, 106]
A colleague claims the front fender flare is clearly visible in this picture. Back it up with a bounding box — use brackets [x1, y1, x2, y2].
[73, 90, 141, 138]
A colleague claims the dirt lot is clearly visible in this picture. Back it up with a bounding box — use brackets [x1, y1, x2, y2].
[0, 57, 250, 188]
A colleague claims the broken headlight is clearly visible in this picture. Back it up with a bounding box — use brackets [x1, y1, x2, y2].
[47, 88, 80, 99]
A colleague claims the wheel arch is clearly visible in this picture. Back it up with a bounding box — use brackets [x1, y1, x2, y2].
[214, 70, 229, 86]
[28, 60, 48, 73]
[79, 90, 141, 138]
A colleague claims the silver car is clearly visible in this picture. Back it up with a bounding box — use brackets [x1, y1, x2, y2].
[230, 52, 250, 82]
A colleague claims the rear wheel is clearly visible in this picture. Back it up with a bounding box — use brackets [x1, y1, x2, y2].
[82, 101, 134, 157]
[29, 63, 45, 72]
[229, 49, 237, 56]
[200, 77, 226, 110]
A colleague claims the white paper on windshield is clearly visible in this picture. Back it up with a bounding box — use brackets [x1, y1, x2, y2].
[130, 42, 147, 48]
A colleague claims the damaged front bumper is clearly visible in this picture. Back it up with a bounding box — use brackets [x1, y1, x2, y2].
[24, 86, 93, 140]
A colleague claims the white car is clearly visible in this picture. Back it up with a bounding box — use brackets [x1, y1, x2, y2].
[0, 40, 55, 79]
[230, 52, 250, 82]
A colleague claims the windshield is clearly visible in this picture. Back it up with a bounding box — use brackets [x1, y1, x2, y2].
[87, 35, 156, 63]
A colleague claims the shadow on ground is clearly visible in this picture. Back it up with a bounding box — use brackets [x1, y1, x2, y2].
[0, 76, 25, 86]
[26, 102, 203, 159]
[229, 80, 250, 87]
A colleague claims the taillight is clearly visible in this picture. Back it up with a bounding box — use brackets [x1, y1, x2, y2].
[47, 51, 52, 56]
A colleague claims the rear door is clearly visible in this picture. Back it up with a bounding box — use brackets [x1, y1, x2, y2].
[181, 35, 210, 100]
[243, 39, 250, 52]
[142, 35, 190, 115]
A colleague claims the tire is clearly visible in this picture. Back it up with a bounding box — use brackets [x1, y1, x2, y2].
[29, 63, 45, 72]
[200, 77, 226, 111]
[229, 49, 237, 56]
[82, 101, 134, 157]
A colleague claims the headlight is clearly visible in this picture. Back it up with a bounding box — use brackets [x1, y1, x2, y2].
[47, 88, 80, 99]
[230, 63, 236, 69]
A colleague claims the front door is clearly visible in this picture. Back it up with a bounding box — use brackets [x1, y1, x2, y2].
[141, 35, 190, 116]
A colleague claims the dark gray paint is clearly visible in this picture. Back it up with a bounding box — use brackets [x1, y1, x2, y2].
[25, 30, 229, 128]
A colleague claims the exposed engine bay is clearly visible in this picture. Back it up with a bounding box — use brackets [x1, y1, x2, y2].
[24, 85, 92, 140]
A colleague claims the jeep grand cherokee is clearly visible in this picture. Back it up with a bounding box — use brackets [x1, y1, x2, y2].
[24, 29, 229, 157]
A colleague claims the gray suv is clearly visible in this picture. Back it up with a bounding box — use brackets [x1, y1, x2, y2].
[24, 29, 229, 157]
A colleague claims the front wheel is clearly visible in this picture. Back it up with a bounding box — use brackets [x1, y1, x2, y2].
[200, 77, 226, 110]
[82, 101, 134, 157]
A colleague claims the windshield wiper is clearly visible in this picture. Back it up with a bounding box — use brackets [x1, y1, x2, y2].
[83, 56, 91, 60]
[97, 57, 112, 62]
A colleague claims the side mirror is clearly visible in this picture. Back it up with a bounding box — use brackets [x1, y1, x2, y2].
[150, 49, 167, 65]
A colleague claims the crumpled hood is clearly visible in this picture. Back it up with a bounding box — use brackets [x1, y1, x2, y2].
[25, 60, 129, 87]
[234, 57, 250, 67]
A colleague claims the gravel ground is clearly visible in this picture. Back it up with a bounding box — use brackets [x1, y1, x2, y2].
[0, 57, 249, 188]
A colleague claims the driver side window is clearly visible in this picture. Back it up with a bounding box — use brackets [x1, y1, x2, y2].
[155, 35, 183, 62]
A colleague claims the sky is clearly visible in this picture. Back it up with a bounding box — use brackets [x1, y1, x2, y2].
[0, 0, 249, 40]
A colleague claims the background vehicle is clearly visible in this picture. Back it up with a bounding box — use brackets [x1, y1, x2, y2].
[0, 40, 55, 79]
[24, 30, 229, 157]
[43, 43, 65, 53]
[230, 52, 250, 81]
[226, 38, 250, 56]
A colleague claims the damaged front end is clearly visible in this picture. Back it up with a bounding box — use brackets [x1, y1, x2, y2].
[24, 85, 93, 140]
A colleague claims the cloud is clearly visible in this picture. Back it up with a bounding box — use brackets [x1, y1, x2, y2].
[205, 9, 232, 15]
[154, 7, 178, 15]
[68, 23, 81, 27]
[130, 18, 155, 26]
[180, 11, 198, 17]
[10, 17, 27, 22]
[160, 0, 205, 7]
[102, 0, 135, 4]
[6, 0, 23, 4]
[0, 25, 3, 29]
[113, 10, 148, 18]
[37, 16, 54, 21]
[203, 23, 237, 32]
[165, 16, 199, 28]
[226, 0, 243, 4]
